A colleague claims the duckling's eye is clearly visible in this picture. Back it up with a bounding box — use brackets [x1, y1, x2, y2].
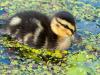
[60, 23, 70, 29]
[63, 24, 69, 28]
[56, 24, 60, 27]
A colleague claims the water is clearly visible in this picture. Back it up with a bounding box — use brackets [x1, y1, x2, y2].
[0, 44, 10, 64]
[0, 0, 100, 74]
[77, 19, 100, 35]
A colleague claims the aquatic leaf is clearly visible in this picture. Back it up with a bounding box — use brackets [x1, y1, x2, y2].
[67, 65, 95, 75]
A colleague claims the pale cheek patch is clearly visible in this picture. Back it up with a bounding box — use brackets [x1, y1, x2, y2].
[51, 18, 59, 35]
[9, 16, 22, 26]
[65, 29, 72, 36]
[51, 18, 66, 37]
[51, 18, 73, 37]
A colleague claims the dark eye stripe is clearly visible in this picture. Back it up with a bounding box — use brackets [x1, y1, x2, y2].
[55, 18, 74, 34]
[63, 25, 74, 34]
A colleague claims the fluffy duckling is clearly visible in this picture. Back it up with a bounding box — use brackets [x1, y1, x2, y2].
[6, 11, 76, 50]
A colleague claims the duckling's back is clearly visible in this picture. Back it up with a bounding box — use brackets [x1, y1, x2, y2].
[6, 11, 51, 48]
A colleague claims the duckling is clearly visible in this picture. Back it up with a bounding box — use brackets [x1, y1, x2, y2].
[6, 11, 76, 50]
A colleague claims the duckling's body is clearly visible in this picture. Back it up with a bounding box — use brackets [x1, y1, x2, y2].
[6, 11, 76, 50]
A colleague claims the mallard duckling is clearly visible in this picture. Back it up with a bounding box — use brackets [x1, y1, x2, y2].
[6, 11, 76, 50]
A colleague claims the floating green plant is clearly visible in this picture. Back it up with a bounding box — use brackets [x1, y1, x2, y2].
[0, 35, 68, 63]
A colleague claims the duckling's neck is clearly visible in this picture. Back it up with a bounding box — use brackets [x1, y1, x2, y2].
[56, 35, 72, 50]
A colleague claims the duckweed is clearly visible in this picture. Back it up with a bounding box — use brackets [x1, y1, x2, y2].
[0, 0, 100, 75]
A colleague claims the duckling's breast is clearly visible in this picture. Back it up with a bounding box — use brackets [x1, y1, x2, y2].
[56, 36, 73, 50]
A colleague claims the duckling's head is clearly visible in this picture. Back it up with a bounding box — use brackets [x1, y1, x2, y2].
[51, 11, 76, 37]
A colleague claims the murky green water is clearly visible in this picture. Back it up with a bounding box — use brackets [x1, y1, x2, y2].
[0, 0, 100, 75]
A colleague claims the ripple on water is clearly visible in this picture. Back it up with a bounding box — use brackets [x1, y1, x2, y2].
[77, 19, 100, 35]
